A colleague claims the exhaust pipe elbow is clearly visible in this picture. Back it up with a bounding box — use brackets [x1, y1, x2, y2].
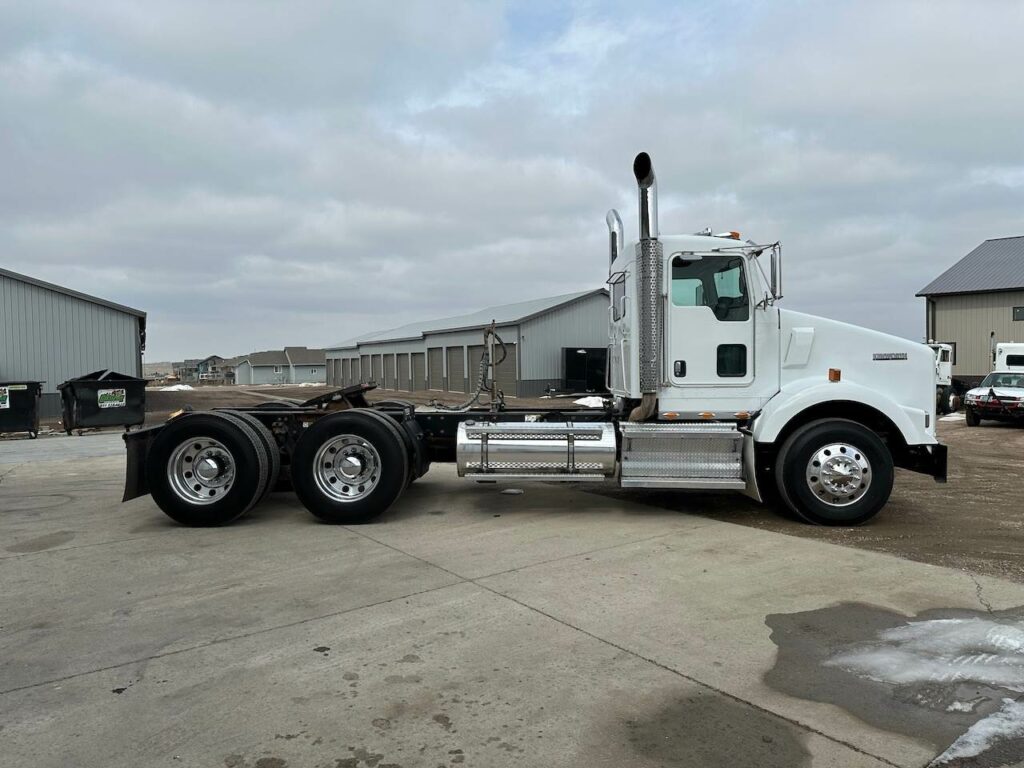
[605, 209, 623, 269]
[633, 152, 658, 240]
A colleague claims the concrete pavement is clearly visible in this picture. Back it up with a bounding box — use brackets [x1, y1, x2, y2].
[1, 433, 1022, 767]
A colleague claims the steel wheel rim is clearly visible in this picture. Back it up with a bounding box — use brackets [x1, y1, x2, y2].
[314, 434, 381, 503]
[805, 442, 872, 507]
[167, 437, 234, 505]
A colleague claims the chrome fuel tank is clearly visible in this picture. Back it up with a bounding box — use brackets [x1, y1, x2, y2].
[456, 421, 616, 482]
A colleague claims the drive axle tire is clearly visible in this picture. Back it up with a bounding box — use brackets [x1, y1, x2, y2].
[774, 419, 893, 526]
[965, 407, 981, 427]
[291, 410, 408, 524]
[146, 412, 268, 526]
[223, 410, 281, 501]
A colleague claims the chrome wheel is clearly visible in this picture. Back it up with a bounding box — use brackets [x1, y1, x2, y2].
[167, 437, 234, 505]
[313, 434, 381, 503]
[805, 442, 871, 507]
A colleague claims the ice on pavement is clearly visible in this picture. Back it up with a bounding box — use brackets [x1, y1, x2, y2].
[825, 615, 1024, 764]
[931, 699, 1024, 764]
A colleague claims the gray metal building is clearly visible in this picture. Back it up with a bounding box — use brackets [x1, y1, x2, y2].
[326, 290, 609, 397]
[1, 267, 146, 418]
[917, 235, 1024, 381]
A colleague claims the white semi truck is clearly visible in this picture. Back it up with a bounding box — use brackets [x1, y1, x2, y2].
[927, 342, 956, 413]
[123, 153, 947, 527]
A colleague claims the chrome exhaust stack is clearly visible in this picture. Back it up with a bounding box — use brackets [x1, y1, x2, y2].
[629, 152, 662, 421]
[633, 152, 658, 240]
[606, 209, 623, 269]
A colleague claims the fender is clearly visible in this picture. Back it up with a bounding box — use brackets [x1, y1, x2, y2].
[751, 377, 933, 446]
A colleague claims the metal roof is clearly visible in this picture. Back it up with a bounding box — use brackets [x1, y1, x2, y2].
[0, 266, 146, 317]
[917, 236, 1024, 297]
[329, 289, 608, 350]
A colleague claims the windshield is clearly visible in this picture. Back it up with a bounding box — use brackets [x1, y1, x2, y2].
[980, 372, 1024, 388]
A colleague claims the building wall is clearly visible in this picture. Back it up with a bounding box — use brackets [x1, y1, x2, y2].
[290, 364, 325, 384]
[0, 272, 143, 418]
[322, 295, 610, 398]
[518, 293, 608, 396]
[928, 290, 1024, 378]
[237, 364, 289, 385]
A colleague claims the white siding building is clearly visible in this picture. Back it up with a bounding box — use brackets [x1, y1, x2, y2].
[0, 267, 146, 418]
[326, 289, 609, 397]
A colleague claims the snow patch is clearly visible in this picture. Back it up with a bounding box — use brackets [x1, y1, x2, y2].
[826, 615, 1024, 765]
[939, 413, 965, 421]
[160, 384, 194, 391]
[932, 699, 1024, 764]
[573, 396, 606, 408]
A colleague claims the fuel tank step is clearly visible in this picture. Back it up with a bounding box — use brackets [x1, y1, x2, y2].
[619, 422, 746, 490]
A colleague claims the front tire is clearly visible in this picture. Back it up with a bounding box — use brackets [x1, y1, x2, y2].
[291, 410, 408, 524]
[774, 419, 894, 526]
[965, 407, 981, 427]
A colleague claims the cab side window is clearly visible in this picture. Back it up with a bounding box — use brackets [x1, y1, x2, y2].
[671, 255, 749, 321]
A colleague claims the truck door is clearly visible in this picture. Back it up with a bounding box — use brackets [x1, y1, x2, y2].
[666, 253, 754, 386]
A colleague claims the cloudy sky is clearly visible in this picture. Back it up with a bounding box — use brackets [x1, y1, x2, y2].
[2, 1, 1023, 361]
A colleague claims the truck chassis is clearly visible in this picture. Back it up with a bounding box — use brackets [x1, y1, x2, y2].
[124, 383, 945, 528]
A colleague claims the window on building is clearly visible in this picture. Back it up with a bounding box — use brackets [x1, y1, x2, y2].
[311, 368, 318, 374]
[1014, 306, 1024, 321]
[274, 366, 281, 373]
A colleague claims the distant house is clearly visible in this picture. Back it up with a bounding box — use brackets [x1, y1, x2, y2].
[234, 347, 326, 385]
[172, 359, 200, 383]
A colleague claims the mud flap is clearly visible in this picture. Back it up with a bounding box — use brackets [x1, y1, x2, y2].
[740, 434, 762, 503]
[122, 425, 163, 501]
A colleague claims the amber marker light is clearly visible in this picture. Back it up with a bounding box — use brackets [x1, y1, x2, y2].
[828, 368, 842, 382]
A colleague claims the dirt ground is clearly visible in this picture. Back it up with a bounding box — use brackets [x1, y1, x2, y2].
[99, 386, 1024, 584]
[608, 416, 1024, 584]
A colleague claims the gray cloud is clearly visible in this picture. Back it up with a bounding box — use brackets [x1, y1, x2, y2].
[1, 0, 1022, 359]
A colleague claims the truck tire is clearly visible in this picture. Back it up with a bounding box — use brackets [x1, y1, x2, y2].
[774, 419, 893, 526]
[945, 387, 959, 413]
[146, 412, 268, 526]
[937, 386, 952, 415]
[222, 410, 281, 501]
[291, 410, 409, 524]
[965, 407, 981, 427]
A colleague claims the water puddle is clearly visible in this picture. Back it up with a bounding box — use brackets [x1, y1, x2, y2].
[765, 603, 1024, 766]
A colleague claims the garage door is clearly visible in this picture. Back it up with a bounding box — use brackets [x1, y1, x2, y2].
[495, 342, 517, 396]
[427, 348, 444, 390]
[466, 345, 485, 391]
[411, 353, 426, 391]
[371, 355, 383, 385]
[360, 355, 370, 384]
[396, 353, 410, 390]
[383, 355, 395, 390]
[446, 346, 465, 393]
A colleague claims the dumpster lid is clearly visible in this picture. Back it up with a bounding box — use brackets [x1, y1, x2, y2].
[58, 369, 148, 388]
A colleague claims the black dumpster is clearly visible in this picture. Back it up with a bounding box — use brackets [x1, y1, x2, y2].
[0, 381, 43, 438]
[58, 370, 148, 434]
